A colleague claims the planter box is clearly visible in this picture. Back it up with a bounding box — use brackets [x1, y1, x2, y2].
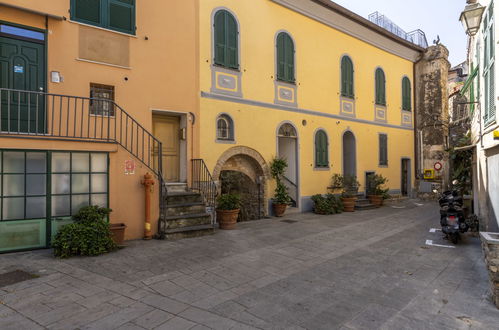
[109, 223, 127, 245]
[480, 232, 499, 309]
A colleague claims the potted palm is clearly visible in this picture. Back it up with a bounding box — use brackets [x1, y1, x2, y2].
[340, 175, 360, 212]
[367, 174, 389, 208]
[270, 157, 292, 217]
[216, 193, 241, 230]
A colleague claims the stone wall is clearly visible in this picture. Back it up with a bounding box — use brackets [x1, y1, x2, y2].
[415, 44, 451, 193]
[481, 232, 499, 308]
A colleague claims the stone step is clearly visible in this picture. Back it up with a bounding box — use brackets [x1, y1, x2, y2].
[164, 224, 215, 240]
[166, 191, 203, 204]
[164, 182, 188, 193]
[164, 212, 212, 229]
[165, 202, 207, 216]
[355, 203, 377, 211]
[355, 199, 371, 205]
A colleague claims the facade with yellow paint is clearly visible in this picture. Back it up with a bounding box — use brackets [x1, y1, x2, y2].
[0, 0, 427, 252]
[198, 0, 424, 216]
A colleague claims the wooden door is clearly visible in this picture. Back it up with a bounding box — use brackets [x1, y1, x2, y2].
[401, 159, 409, 196]
[153, 115, 180, 182]
[0, 36, 46, 133]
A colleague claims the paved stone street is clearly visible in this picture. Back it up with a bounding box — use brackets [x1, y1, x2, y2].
[0, 200, 498, 330]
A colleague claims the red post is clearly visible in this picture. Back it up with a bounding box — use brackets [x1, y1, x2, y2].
[141, 173, 155, 240]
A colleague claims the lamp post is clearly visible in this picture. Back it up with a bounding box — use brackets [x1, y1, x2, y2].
[459, 0, 486, 36]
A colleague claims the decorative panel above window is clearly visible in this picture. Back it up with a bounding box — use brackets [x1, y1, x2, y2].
[214, 10, 239, 69]
[375, 68, 386, 106]
[315, 130, 329, 168]
[402, 77, 412, 111]
[71, 0, 136, 35]
[341, 56, 354, 98]
[276, 32, 295, 83]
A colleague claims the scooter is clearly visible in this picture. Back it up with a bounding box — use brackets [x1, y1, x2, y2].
[437, 183, 468, 244]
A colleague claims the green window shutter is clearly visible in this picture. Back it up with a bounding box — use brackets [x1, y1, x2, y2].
[489, 63, 496, 123]
[276, 33, 294, 83]
[72, 0, 102, 25]
[379, 134, 388, 166]
[108, 0, 135, 34]
[341, 57, 354, 98]
[214, 11, 227, 66]
[315, 130, 328, 167]
[226, 14, 238, 69]
[402, 77, 411, 111]
[376, 69, 386, 105]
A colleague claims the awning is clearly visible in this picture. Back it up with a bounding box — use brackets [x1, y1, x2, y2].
[460, 66, 479, 96]
[0, 3, 64, 21]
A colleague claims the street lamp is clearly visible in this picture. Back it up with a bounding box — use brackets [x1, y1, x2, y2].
[459, 1, 486, 36]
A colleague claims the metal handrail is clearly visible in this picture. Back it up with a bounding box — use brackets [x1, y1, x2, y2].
[190, 159, 217, 209]
[0, 88, 162, 176]
[282, 175, 297, 187]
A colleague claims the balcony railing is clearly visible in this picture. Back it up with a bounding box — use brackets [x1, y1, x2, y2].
[0, 88, 162, 176]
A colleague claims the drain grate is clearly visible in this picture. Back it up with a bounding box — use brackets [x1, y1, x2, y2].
[280, 219, 298, 224]
[0, 270, 38, 288]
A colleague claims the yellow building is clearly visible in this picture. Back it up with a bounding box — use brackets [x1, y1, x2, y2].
[0, 0, 425, 253]
[198, 0, 424, 217]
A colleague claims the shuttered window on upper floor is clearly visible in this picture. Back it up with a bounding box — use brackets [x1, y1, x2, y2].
[214, 10, 239, 70]
[315, 130, 328, 168]
[276, 32, 295, 83]
[379, 134, 388, 166]
[71, 0, 136, 35]
[402, 77, 411, 111]
[483, 2, 496, 125]
[375, 68, 386, 106]
[341, 56, 354, 98]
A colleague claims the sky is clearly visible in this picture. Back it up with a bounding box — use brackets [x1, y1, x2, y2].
[331, 0, 467, 67]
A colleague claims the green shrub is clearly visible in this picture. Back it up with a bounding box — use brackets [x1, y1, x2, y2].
[367, 174, 389, 196]
[273, 182, 292, 205]
[311, 194, 344, 215]
[269, 157, 292, 205]
[216, 193, 241, 210]
[52, 206, 117, 258]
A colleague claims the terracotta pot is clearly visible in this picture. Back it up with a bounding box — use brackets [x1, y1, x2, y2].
[109, 223, 127, 245]
[341, 197, 357, 212]
[273, 203, 287, 217]
[216, 209, 240, 230]
[368, 195, 383, 208]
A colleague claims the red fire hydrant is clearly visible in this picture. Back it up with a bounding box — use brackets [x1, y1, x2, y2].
[141, 173, 155, 240]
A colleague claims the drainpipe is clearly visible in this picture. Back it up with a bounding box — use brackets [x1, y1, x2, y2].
[413, 52, 424, 184]
[141, 173, 155, 240]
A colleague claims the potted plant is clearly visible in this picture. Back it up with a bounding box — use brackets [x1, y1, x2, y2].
[340, 175, 360, 212]
[216, 193, 241, 230]
[270, 157, 292, 217]
[328, 174, 344, 194]
[367, 174, 389, 208]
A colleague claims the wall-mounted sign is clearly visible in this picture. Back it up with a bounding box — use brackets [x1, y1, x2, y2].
[434, 162, 443, 171]
[424, 169, 435, 179]
[494, 130, 499, 140]
[14, 66, 24, 73]
[125, 160, 135, 175]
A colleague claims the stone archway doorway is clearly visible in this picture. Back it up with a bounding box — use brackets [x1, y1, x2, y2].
[213, 147, 270, 220]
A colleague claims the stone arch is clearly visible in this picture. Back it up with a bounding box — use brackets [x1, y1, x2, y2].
[213, 146, 270, 218]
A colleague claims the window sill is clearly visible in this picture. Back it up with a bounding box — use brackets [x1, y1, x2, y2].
[276, 78, 296, 85]
[212, 64, 240, 72]
[313, 166, 330, 171]
[215, 139, 236, 144]
[341, 95, 355, 100]
[484, 119, 497, 129]
[375, 103, 387, 107]
[76, 58, 131, 70]
[68, 20, 137, 38]
[378, 164, 388, 168]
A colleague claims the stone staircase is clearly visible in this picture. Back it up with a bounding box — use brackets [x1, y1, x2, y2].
[355, 195, 377, 211]
[162, 183, 215, 239]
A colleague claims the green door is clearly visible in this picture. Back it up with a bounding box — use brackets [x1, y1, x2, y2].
[0, 35, 46, 133]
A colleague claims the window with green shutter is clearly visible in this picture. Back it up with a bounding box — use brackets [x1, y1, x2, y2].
[483, 2, 496, 125]
[276, 32, 295, 83]
[341, 56, 354, 98]
[375, 68, 386, 106]
[315, 130, 328, 168]
[213, 10, 239, 70]
[379, 134, 388, 166]
[402, 77, 411, 111]
[71, 0, 135, 34]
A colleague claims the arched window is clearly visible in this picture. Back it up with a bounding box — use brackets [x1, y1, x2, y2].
[341, 56, 354, 98]
[277, 123, 297, 137]
[315, 130, 328, 168]
[216, 114, 234, 141]
[375, 68, 386, 105]
[402, 77, 412, 111]
[214, 10, 238, 69]
[276, 32, 295, 83]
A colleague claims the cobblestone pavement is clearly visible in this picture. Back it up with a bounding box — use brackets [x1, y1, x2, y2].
[1, 200, 498, 330]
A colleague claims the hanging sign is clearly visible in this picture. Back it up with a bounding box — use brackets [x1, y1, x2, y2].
[125, 160, 136, 175]
[434, 162, 443, 171]
[14, 66, 24, 73]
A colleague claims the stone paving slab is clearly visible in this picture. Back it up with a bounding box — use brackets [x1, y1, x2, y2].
[0, 199, 498, 329]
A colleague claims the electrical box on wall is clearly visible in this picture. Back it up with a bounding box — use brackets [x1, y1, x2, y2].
[423, 169, 435, 179]
[494, 130, 499, 140]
